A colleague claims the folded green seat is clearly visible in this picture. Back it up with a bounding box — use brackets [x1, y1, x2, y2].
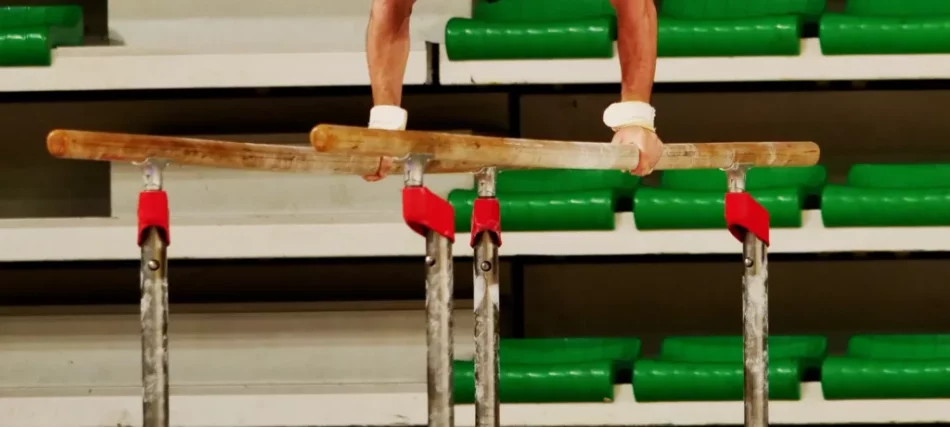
[820, 0, 950, 55]
[845, 0, 950, 17]
[454, 337, 640, 403]
[472, 0, 616, 23]
[492, 169, 640, 198]
[657, 166, 826, 196]
[849, 334, 950, 359]
[0, 5, 84, 44]
[823, 334, 950, 399]
[0, 27, 50, 66]
[820, 14, 950, 55]
[449, 189, 615, 231]
[633, 335, 825, 402]
[449, 169, 640, 232]
[846, 164, 950, 188]
[447, 0, 617, 60]
[445, 17, 616, 60]
[455, 360, 615, 403]
[660, 0, 825, 23]
[633, 166, 826, 230]
[659, 335, 827, 372]
[821, 163, 950, 227]
[501, 337, 641, 370]
[450, 0, 804, 60]
[657, 0, 817, 57]
[0, 6, 84, 67]
[635, 188, 803, 229]
[658, 15, 802, 57]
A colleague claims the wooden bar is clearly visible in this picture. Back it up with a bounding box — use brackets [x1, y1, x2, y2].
[46, 130, 482, 174]
[310, 125, 821, 170]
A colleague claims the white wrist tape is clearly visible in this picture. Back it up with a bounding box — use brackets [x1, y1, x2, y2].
[369, 105, 408, 131]
[603, 101, 656, 132]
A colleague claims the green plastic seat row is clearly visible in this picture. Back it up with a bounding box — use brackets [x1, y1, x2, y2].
[448, 166, 826, 232]
[0, 6, 84, 67]
[635, 163, 950, 229]
[500, 337, 642, 369]
[650, 163, 950, 229]
[449, 164, 950, 231]
[636, 359, 803, 401]
[449, 189, 616, 232]
[472, 0, 617, 23]
[454, 337, 640, 403]
[634, 335, 825, 402]
[634, 187, 805, 230]
[453, 184, 950, 230]
[824, 335, 950, 399]
[844, 0, 950, 17]
[822, 164, 950, 227]
[453, 336, 825, 403]
[633, 165, 826, 230]
[449, 0, 815, 60]
[446, 15, 802, 61]
[453, 335, 950, 403]
[470, 0, 825, 22]
[491, 169, 640, 196]
[818, 0, 950, 55]
[659, 335, 827, 370]
[660, 0, 825, 22]
[459, 0, 950, 58]
[820, 14, 950, 55]
[449, 169, 638, 232]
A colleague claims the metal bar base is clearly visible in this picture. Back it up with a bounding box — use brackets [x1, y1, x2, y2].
[140, 226, 170, 427]
[742, 232, 769, 427]
[474, 232, 500, 427]
[425, 231, 455, 427]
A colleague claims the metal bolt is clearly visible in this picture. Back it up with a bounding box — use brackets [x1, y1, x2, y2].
[480, 261, 492, 272]
[425, 256, 436, 267]
[147, 260, 160, 271]
[744, 257, 754, 268]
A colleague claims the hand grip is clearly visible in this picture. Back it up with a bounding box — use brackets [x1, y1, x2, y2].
[46, 130, 483, 174]
[310, 124, 821, 170]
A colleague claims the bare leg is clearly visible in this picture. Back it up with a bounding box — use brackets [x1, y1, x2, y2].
[367, 0, 416, 106]
[364, 0, 415, 181]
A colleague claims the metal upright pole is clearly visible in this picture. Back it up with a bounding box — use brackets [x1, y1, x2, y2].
[727, 167, 770, 427]
[473, 167, 500, 427]
[138, 159, 170, 427]
[404, 154, 455, 427]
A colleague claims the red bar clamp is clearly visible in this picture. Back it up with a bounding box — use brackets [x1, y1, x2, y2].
[724, 192, 770, 246]
[470, 197, 501, 248]
[137, 190, 171, 246]
[403, 187, 456, 242]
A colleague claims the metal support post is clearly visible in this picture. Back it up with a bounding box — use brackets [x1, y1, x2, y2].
[727, 166, 770, 427]
[138, 159, 170, 427]
[404, 154, 455, 427]
[473, 167, 500, 427]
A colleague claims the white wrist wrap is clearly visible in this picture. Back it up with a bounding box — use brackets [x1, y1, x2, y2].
[603, 101, 656, 132]
[369, 105, 408, 131]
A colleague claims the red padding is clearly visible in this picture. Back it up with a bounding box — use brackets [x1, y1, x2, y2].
[470, 197, 502, 248]
[403, 186, 456, 242]
[138, 190, 170, 246]
[724, 192, 770, 246]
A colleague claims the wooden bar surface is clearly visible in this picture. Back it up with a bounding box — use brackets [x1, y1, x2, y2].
[46, 130, 482, 174]
[310, 125, 820, 170]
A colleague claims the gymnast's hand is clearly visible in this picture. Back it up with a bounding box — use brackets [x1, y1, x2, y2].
[611, 125, 663, 176]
